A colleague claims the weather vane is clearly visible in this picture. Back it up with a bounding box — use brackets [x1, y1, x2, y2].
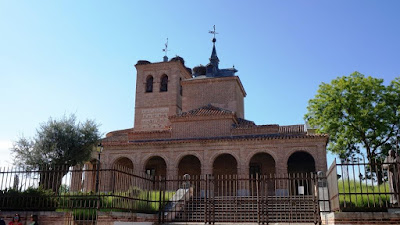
[162, 38, 169, 56]
[209, 25, 218, 40]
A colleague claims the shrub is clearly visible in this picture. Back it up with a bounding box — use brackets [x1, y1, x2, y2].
[0, 187, 57, 210]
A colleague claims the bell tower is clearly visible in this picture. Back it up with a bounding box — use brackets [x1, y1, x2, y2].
[133, 57, 192, 131]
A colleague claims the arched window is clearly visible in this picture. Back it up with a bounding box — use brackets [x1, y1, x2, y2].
[146, 76, 153, 92]
[160, 75, 168, 92]
[179, 78, 182, 96]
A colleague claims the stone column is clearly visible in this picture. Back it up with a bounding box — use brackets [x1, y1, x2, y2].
[239, 163, 249, 177]
[275, 147, 288, 192]
[70, 165, 83, 191]
[167, 166, 178, 179]
[135, 162, 144, 175]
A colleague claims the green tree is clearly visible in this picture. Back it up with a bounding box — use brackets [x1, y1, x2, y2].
[305, 72, 400, 162]
[12, 114, 101, 191]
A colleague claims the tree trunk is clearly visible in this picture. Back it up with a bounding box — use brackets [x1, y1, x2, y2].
[368, 157, 384, 185]
[39, 165, 69, 193]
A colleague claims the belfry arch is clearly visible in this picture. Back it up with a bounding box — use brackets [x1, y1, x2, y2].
[213, 153, 238, 176]
[178, 155, 201, 177]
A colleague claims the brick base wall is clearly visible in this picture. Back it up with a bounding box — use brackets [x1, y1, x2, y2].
[0, 211, 157, 225]
[322, 211, 400, 224]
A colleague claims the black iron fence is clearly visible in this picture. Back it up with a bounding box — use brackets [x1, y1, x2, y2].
[0, 164, 329, 224]
[0, 164, 166, 223]
[158, 173, 325, 224]
[327, 158, 400, 212]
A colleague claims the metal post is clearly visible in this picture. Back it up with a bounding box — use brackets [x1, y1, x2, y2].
[158, 176, 162, 224]
[95, 152, 101, 193]
[95, 152, 101, 210]
[95, 143, 103, 210]
[256, 173, 260, 224]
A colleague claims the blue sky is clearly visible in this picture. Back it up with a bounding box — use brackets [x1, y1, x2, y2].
[1, 1, 399, 167]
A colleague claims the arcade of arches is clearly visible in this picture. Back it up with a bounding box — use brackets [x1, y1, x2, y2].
[111, 151, 317, 177]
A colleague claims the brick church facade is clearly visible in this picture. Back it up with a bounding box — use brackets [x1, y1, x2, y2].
[101, 37, 328, 179]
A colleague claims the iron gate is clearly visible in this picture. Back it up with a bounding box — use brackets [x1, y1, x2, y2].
[159, 173, 322, 224]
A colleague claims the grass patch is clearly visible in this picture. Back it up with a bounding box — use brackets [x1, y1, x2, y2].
[338, 179, 391, 211]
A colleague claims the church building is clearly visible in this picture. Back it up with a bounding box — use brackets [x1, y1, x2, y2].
[101, 35, 328, 179]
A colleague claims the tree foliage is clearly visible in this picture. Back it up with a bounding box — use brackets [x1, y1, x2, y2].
[12, 114, 100, 167]
[11, 114, 101, 191]
[305, 72, 400, 161]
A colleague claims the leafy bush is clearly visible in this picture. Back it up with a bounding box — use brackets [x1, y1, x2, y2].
[0, 187, 57, 210]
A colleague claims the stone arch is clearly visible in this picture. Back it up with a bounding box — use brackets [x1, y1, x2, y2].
[287, 151, 316, 195]
[244, 149, 278, 169]
[175, 151, 203, 167]
[110, 157, 135, 192]
[213, 153, 238, 175]
[178, 155, 201, 177]
[144, 155, 167, 177]
[287, 151, 316, 174]
[209, 151, 240, 167]
[283, 148, 315, 167]
[112, 157, 134, 171]
[249, 152, 276, 176]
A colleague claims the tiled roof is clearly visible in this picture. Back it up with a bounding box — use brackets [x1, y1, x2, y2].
[121, 133, 328, 146]
[170, 104, 234, 119]
[234, 118, 256, 127]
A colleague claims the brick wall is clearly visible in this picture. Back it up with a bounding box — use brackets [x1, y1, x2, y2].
[182, 76, 246, 118]
[171, 118, 234, 138]
[134, 61, 191, 131]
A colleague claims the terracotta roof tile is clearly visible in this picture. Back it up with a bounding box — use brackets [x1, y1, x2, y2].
[124, 133, 328, 145]
[234, 118, 256, 127]
[170, 104, 234, 119]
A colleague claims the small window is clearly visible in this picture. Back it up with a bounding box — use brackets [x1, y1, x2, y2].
[160, 75, 168, 92]
[179, 78, 182, 96]
[146, 76, 153, 92]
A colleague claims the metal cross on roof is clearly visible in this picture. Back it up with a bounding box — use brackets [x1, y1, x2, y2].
[162, 38, 169, 56]
[209, 25, 218, 39]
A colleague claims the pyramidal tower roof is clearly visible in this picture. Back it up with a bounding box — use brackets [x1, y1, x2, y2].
[193, 25, 238, 78]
